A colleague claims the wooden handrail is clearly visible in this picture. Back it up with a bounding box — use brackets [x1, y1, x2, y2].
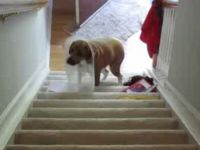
[0, 0, 48, 5]
[163, 0, 178, 8]
[0, 0, 48, 15]
[0, 2, 47, 21]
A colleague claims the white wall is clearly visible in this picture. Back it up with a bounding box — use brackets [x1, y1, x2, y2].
[168, 0, 200, 111]
[0, 6, 51, 114]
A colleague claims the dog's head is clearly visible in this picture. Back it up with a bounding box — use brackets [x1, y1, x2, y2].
[66, 40, 92, 66]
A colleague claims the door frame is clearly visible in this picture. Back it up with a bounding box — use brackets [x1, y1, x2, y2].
[75, 0, 80, 25]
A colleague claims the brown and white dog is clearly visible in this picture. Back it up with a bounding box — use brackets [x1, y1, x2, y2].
[66, 38, 124, 86]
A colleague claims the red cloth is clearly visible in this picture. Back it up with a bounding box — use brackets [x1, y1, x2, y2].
[140, 1, 163, 58]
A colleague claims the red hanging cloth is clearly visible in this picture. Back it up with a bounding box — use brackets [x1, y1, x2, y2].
[140, 0, 163, 58]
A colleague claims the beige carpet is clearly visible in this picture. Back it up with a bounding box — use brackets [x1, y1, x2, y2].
[74, 0, 151, 42]
[6, 72, 198, 150]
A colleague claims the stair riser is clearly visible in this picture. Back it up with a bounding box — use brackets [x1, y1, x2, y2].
[14, 130, 188, 145]
[7, 145, 198, 150]
[22, 118, 178, 130]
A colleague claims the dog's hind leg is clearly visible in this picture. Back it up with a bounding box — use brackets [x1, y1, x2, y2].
[117, 75, 123, 85]
[110, 64, 123, 85]
[101, 68, 109, 80]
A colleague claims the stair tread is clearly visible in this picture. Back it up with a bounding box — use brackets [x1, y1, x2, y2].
[37, 92, 160, 99]
[22, 118, 178, 130]
[16, 129, 186, 131]
[41, 84, 130, 92]
[15, 129, 187, 134]
[40, 83, 133, 92]
[28, 108, 171, 118]
[33, 99, 164, 102]
[14, 130, 188, 145]
[38, 92, 159, 96]
[23, 117, 177, 121]
[7, 144, 198, 150]
[29, 107, 170, 110]
[36, 98, 161, 101]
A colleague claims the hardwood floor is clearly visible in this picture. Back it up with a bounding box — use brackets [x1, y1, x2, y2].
[50, 0, 109, 71]
[50, 45, 65, 71]
[50, 14, 76, 71]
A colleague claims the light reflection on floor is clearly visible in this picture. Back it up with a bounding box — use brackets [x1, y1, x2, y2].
[121, 31, 152, 77]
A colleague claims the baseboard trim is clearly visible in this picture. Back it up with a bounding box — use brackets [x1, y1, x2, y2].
[0, 61, 49, 150]
[158, 81, 200, 145]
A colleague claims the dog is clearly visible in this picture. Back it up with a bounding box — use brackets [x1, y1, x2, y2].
[66, 37, 124, 86]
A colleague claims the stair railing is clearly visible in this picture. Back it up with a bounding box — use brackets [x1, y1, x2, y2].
[0, 1, 48, 22]
[156, 0, 178, 76]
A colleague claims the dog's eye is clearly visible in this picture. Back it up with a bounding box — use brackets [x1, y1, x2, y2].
[84, 46, 88, 49]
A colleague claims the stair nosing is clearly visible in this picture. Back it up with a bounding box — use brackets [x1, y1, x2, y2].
[16, 129, 186, 132]
[23, 117, 177, 120]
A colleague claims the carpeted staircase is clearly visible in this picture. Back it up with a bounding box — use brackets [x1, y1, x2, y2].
[6, 72, 198, 150]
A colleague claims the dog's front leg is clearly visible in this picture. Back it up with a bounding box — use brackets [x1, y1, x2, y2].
[95, 68, 101, 86]
[78, 67, 82, 84]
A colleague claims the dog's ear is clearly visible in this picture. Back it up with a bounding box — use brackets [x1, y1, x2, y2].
[69, 41, 77, 54]
[83, 43, 92, 63]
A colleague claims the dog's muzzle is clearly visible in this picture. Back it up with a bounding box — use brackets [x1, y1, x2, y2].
[67, 57, 78, 66]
